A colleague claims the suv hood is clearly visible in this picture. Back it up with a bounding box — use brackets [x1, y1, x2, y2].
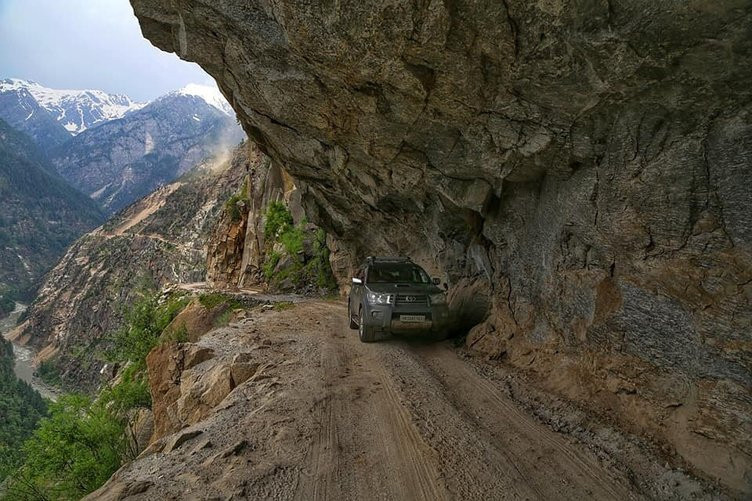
[366, 283, 443, 295]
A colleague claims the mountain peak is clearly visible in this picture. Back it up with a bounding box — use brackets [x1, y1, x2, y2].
[0, 78, 146, 135]
[174, 83, 234, 116]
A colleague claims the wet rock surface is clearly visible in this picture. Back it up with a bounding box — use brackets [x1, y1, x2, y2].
[131, 0, 751, 492]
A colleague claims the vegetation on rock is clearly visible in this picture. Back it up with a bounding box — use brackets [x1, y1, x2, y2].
[1, 292, 189, 500]
[224, 177, 250, 222]
[263, 200, 294, 239]
[262, 202, 337, 292]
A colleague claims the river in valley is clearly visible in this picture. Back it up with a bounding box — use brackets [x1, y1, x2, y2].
[1, 303, 60, 401]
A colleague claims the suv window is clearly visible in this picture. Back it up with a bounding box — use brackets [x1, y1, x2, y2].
[367, 263, 430, 284]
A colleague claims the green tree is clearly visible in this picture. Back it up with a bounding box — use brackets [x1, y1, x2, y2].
[4, 395, 125, 500]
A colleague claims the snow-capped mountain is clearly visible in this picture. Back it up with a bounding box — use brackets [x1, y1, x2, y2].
[52, 89, 244, 213]
[0, 78, 145, 135]
[0, 77, 243, 213]
[172, 83, 234, 116]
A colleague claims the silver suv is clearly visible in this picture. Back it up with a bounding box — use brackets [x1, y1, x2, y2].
[348, 257, 449, 342]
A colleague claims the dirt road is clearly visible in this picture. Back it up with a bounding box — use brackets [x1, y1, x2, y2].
[92, 300, 714, 500]
[292, 303, 634, 501]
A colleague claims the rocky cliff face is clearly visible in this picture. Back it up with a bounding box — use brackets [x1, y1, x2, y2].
[12, 145, 249, 389]
[131, 0, 751, 491]
[206, 143, 286, 288]
[206, 143, 337, 293]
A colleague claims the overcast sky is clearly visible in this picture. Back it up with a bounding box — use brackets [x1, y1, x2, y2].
[0, 0, 215, 102]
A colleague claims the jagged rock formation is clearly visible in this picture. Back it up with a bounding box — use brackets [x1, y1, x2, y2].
[206, 151, 337, 293]
[12, 145, 249, 389]
[146, 341, 257, 442]
[206, 143, 287, 288]
[51, 88, 244, 213]
[132, 0, 751, 492]
[0, 118, 103, 305]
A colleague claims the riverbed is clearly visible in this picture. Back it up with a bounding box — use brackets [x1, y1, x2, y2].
[1, 303, 60, 401]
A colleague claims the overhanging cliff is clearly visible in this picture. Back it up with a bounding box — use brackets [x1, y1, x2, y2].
[130, 0, 751, 491]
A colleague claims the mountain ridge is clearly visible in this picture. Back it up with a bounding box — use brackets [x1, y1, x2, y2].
[50, 90, 244, 213]
[0, 78, 145, 136]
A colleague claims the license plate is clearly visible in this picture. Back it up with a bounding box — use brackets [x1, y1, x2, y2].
[400, 315, 425, 323]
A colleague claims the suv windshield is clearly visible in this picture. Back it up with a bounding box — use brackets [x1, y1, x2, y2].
[368, 263, 430, 284]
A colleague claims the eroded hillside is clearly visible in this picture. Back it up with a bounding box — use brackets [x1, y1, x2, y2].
[10, 145, 251, 390]
[130, 0, 751, 492]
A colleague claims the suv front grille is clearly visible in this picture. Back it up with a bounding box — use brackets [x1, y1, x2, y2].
[396, 294, 428, 306]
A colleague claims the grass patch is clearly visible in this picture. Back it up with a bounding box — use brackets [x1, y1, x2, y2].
[198, 292, 243, 311]
[213, 309, 234, 328]
[162, 323, 189, 344]
[263, 250, 282, 280]
[224, 177, 250, 222]
[272, 301, 295, 311]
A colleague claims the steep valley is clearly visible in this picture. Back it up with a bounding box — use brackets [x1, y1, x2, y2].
[0, 79, 245, 323]
[0, 118, 104, 307]
[9, 143, 253, 391]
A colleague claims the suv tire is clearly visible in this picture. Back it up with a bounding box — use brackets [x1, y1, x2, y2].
[348, 301, 358, 330]
[358, 308, 376, 343]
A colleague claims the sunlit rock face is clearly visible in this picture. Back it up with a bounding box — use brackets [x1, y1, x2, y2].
[131, 0, 751, 492]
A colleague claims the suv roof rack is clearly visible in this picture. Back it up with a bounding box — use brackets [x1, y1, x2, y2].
[366, 256, 412, 264]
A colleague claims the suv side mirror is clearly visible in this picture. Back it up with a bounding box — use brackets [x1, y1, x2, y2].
[432, 277, 441, 285]
[352, 277, 363, 285]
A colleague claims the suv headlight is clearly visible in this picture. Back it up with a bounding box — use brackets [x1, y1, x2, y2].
[429, 293, 447, 305]
[367, 292, 394, 305]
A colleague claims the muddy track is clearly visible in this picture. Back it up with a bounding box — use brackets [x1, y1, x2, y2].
[293, 303, 636, 500]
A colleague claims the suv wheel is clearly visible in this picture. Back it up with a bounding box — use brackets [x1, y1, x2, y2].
[358, 308, 376, 343]
[348, 301, 358, 330]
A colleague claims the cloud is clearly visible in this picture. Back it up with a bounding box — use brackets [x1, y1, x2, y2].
[0, 0, 215, 101]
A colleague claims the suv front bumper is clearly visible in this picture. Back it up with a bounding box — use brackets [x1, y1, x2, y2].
[362, 303, 450, 336]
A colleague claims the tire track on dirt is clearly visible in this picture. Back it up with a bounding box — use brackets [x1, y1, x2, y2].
[407, 342, 637, 500]
[296, 310, 449, 500]
[373, 365, 448, 501]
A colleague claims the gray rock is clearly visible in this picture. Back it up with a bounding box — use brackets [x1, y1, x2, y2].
[163, 429, 203, 453]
